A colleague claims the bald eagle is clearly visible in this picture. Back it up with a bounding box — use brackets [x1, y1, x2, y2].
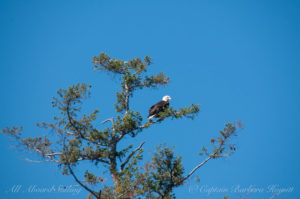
[148, 95, 172, 119]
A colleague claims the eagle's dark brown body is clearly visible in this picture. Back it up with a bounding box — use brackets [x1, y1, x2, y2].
[148, 100, 169, 119]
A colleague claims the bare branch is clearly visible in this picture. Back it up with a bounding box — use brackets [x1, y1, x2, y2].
[25, 158, 60, 163]
[101, 117, 115, 133]
[124, 84, 130, 116]
[117, 133, 125, 141]
[177, 156, 211, 185]
[120, 141, 145, 171]
[67, 164, 100, 199]
[101, 118, 114, 125]
[66, 131, 75, 135]
[176, 123, 240, 185]
[44, 152, 63, 156]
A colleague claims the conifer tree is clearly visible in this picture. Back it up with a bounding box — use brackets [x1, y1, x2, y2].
[1, 53, 243, 199]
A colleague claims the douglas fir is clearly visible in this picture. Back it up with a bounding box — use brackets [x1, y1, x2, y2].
[1, 52, 243, 199]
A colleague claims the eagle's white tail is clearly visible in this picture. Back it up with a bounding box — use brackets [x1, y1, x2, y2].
[148, 115, 155, 119]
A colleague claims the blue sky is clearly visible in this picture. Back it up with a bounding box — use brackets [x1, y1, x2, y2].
[0, 0, 299, 198]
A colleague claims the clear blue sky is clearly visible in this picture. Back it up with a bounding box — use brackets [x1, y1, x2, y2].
[0, 0, 299, 199]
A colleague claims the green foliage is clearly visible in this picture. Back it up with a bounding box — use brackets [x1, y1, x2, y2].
[1, 52, 242, 199]
[93, 53, 168, 113]
[84, 170, 98, 185]
[154, 104, 201, 121]
[143, 145, 184, 198]
[114, 111, 143, 137]
[198, 122, 243, 158]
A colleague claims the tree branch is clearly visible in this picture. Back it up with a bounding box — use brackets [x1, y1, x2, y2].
[138, 120, 160, 129]
[177, 156, 211, 186]
[25, 158, 60, 163]
[66, 100, 104, 146]
[62, 134, 101, 198]
[101, 117, 115, 133]
[101, 118, 114, 125]
[120, 141, 145, 171]
[115, 119, 161, 143]
[124, 84, 130, 116]
[176, 124, 238, 186]
[67, 164, 100, 199]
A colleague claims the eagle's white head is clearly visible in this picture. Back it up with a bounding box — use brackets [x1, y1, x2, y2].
[162, 95, 172, 102]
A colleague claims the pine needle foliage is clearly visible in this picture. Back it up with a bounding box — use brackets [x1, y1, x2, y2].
[1, 53, 242, 199]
